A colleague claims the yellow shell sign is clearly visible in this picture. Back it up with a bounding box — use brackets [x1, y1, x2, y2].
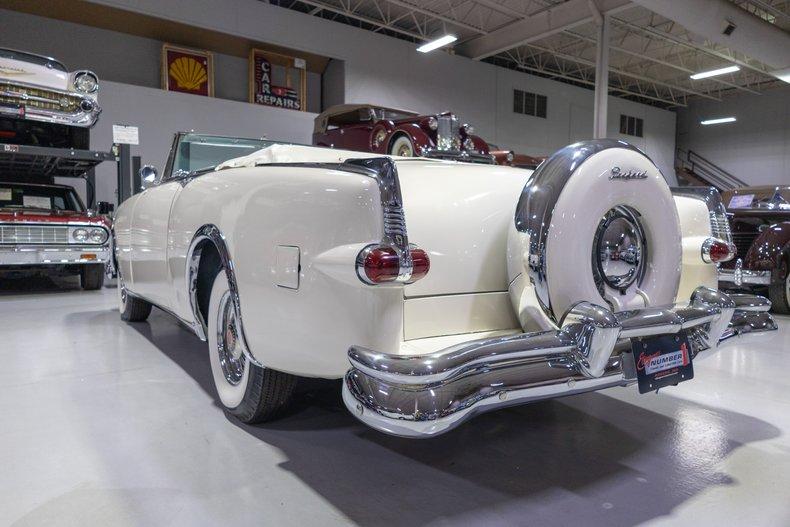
[169, 57, 207, 91]
[162, 45, 213, 96]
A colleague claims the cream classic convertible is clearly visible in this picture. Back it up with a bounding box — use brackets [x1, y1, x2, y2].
[114, 133, 774, 438]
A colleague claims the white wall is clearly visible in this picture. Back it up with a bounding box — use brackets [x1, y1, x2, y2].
[1, 0, 679, 202]
[676, 85, 790, 186]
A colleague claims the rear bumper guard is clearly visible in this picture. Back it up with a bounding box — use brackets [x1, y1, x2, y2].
[343, 287, 769, 438]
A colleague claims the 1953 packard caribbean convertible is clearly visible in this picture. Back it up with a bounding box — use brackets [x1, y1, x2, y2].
[114, 133, 773, 437]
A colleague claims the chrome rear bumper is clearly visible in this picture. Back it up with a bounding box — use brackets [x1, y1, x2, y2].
[343, 288, 767, 438]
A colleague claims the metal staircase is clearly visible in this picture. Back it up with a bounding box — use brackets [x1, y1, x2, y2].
[675, 149, 747, 190]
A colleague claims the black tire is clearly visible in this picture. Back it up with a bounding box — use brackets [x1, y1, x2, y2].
[118, 279, 152, 322]
[81, 264, 105, 290]
[207, 271, 296, 423]
[768, 257, 790, 315]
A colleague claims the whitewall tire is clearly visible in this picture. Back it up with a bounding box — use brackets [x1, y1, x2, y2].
[207, 271, 297, 422]
[389, 135, 415, 157]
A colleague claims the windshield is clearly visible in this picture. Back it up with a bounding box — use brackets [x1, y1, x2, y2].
[371, 108, 417, 121]
[724, 187, 790, 210]
[0, 183, 83, 212]
[170, 133, 277, 175]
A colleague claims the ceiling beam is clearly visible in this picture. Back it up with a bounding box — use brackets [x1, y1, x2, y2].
[566, 29, 761, 94]
[631, 0, 790, 81]
[511, 61, 687, 106]
[293, 0, 425, 39]
[525, 42, 722, 100]
[455, 0, 633, 60]
[381, 0, 488, 34]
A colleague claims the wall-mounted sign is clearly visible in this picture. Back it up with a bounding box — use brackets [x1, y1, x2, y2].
[112, 124, 139, 145]
[249, 49, 306, 111]
[162, 44, 214, 97]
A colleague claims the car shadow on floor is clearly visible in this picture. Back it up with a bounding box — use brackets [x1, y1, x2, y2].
[130, 308, 781, 527]
[0, 274, 82, 295]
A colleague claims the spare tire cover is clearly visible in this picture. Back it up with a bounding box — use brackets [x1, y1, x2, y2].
[512, 139, 681, 324]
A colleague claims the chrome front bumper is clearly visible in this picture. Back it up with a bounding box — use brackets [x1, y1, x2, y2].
[343, 288, 770, 438]
[718, 259, 771, 286]
[0, 245, 110, 266]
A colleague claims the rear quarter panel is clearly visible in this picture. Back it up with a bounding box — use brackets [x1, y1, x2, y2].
[167, 165, 403, 378]
[673, 195, 717, 299]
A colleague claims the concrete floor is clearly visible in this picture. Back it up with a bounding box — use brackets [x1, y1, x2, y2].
[1, 275, 789, 527]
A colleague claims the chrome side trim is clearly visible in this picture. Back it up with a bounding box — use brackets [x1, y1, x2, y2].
[344, 286, 737, 438]
[513, 139, 651, 322]
[185, 225, 260, 365]
[719, 260, 771, 286]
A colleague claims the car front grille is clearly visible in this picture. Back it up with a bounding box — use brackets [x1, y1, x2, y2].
[436, 115, 460, 151]
[732, 231, 759, 259]
[0, 82, 82, 113]
[0, 224, 70, 245]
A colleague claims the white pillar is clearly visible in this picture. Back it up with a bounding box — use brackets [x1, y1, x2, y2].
[593, 13, 610, 139]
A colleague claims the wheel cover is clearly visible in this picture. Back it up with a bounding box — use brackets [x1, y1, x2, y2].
[396, 141, 413, 156]
[216, 290, 246, 385]
[592, 206, 647, 294]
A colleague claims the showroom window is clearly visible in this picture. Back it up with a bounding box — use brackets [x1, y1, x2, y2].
[620, 114, 644, 137]
[513, 89, 547, 118]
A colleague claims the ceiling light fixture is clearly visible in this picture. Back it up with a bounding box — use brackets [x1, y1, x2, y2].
[701, 117, 737, 125]
[417, 35, 457, 53]
[690, 65, 740, 80]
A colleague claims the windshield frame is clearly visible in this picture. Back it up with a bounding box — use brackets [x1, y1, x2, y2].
[161, 132, 279, 183]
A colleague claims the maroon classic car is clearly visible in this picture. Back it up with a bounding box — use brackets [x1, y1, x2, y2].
[0, 182, 111, 289]
[718, 186, 790, 313]
[312, 103, 493, 163]
[490, 149, 546, 169]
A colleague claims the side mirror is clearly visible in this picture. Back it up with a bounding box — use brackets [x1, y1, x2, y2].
[139, 165, 158, 190]
[96, 201, 114, 215]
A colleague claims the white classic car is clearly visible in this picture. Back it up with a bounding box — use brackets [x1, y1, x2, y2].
[114, 133, 773, 437]
[0, 48, 100, 149]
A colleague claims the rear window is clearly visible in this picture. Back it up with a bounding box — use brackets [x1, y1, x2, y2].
[0, 184, 83, 212]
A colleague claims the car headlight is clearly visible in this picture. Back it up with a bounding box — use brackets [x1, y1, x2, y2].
[427, 116, 438, 131]
[89, 228, 108, 244]
[74, 71, 98, 93]
[72, 228, 88, 242]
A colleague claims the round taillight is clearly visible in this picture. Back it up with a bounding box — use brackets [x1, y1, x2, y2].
[357, 246, 430, 284]
[702, 238, 736, 264]
[409, 248, 430, 282]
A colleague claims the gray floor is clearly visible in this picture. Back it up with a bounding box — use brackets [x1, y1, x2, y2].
[1, 275, 789, 527]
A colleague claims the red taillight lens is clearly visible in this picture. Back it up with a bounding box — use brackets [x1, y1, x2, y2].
[362, 247, 400, 283]
[409, 248, 430, 282]
[703, 238, 736, 263]
[358, 246, 431, 284]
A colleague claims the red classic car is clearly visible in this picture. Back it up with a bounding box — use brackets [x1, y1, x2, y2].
[0, 181, 111, 289]
[718, 185, 790, 313]
[312, 103, 493, 163]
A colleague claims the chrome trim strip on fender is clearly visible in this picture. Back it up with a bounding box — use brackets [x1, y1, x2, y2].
[513, 139, 652, 323]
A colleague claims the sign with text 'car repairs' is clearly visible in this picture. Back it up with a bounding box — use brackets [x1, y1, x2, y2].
[249, 49, 306, 111]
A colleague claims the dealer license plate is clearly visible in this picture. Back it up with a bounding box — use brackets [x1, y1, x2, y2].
[632, 331, 694, 394]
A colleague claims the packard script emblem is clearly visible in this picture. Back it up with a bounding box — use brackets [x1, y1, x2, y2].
[610, 166, 648, 180]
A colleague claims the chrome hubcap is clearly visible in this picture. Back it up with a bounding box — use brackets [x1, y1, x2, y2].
[216, 291, 245, 385]
[593, 206, 646, 293]
[397, 144, 412, 156]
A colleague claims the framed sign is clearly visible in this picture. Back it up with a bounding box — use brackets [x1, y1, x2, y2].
[249, 49, 306, 111]
[162, 44, 214, 97]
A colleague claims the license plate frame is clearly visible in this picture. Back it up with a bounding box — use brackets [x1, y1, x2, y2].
[632, 331, 694, 394]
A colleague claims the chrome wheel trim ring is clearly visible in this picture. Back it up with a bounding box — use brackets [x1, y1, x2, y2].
[216, 290, 246, 386]
[396, 141, 413, 157]
[592, 206, 647, 294]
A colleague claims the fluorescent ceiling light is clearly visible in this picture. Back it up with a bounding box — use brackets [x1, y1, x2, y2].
[417, 35, 457, 53]
[690, 65, 740, 80]
[701, 117, 737, 125]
